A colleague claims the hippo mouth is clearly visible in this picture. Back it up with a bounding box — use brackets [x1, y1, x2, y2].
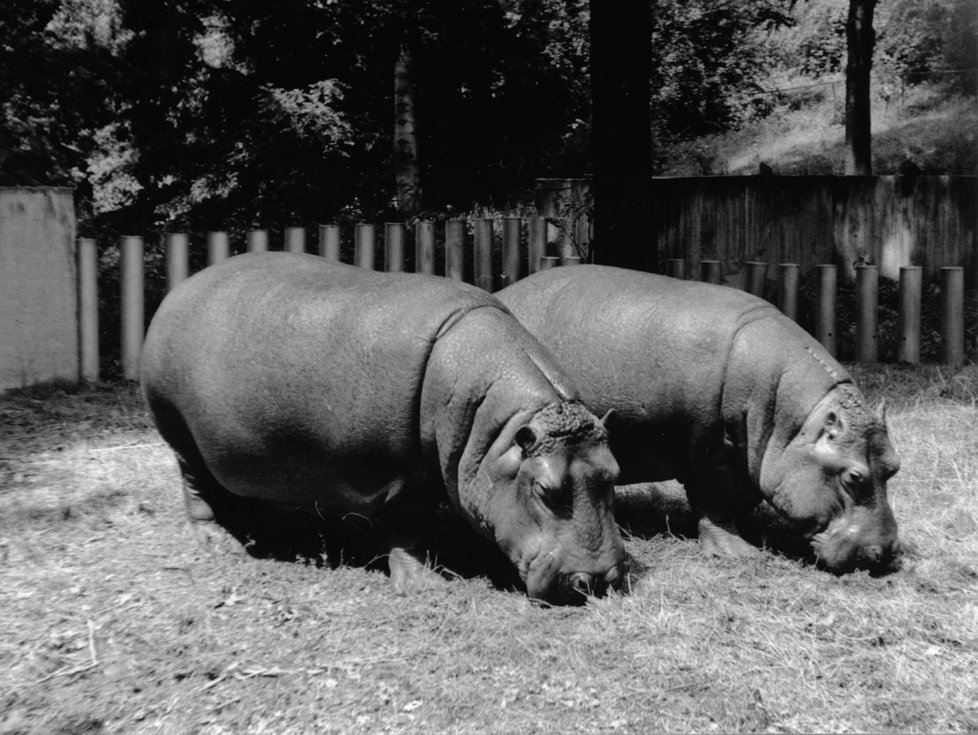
[809, 525, 899, 575]
[519, 547, 622, 605]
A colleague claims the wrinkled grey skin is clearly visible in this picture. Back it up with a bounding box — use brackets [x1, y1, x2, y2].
[497, 264, 901, 573]
[141, 253, 626, 604]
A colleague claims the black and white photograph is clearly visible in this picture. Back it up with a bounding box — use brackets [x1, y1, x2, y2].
[1, 0, 976, 732]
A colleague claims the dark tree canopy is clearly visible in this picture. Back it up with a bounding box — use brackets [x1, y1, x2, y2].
[0, 0, 961, 238]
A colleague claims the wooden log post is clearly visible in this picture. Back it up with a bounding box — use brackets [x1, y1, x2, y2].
[415, 220, 435, 275]
[501, 217, 521, 288]
[247, 229, 268, 253]
[665, 258, 685, 280]
[855, 264, 878, 363]
[318, 224, 341, 262]
[816, 264, 837, 357]
[539, 256, 560, 270]
[699, 259, 722, 284]
[120, 236, 144, 381]
[77, 238, 99, 384]
[940, 266, 965, 366]
[445, 219, 465, 281]
[898, 266, 922, 364]
[745, 261, 768, 298]
[474, 218, 493, 291]
[166, 233, 189, 291]
[207, 231, 230, 265]
[355, 224, 375, 270]
[285, 226, 306, 254]
[528, 216, 546, 274]
[778, 264, 799, 322]
[385, 222, 406, 273]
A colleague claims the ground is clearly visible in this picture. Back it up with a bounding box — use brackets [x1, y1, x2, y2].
[1, 365, 976, 734]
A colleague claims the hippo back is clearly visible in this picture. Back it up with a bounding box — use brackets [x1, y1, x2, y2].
[497, 264, 848, 484]
[141, 253, 508, 509]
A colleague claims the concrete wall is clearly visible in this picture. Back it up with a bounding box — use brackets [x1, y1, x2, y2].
[0, 188, 77, 391]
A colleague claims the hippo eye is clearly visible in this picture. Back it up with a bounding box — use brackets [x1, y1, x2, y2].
[533, 480, 569, 512]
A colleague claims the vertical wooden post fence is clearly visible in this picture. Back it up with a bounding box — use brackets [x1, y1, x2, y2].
[855, 265, 879, 363]
[898, 266, 922, 364]
[816, 264, 837, 357]
[385, 223, 406, 273]
[474, 218, 493, 291]
[285, 226, 306, 254]
[699, 260, 722, 284]
[445, 219, 464, 281]
[665, 259, 685, 280]
[501, 217, 521, 288]
[415, 220, 435, 275]
[120, 236, 144, 381]
[319, 224, 340, 261]
[778, 264, 799, 322]
[166, 233, 189, 291]
[77, 238, 99, 384]
[745, 261, 767, 298]
[247, 229, 268, 253]
[355, 224, 375, 270]
[207, 231, 229, 265]
[940, 266, 965, 366]
[528, 217, 546, 274]
[68, 218, 978, 387]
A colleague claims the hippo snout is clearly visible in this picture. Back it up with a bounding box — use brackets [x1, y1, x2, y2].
[813, 513, 900, 574]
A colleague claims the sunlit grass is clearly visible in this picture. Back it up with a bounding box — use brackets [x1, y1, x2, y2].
[1, 370, 976, 733]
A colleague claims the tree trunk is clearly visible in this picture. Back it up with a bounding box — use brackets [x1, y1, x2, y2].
[845, 0, 875, 176]
[589, 0, 654, 271]
[394, 41, 422, 215]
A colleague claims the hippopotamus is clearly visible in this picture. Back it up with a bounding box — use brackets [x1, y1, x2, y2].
[140, 253, 626, 604]
[497, 264, 901, 573]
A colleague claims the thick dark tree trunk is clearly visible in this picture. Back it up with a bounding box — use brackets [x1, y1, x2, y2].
[589, 0, 654, 271]
[394, 41, 422, 214]
[845, 0, 875, 176]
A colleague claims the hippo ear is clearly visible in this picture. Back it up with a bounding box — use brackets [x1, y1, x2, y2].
[515, 425, 537, 454]
[823, 410, 845, 440]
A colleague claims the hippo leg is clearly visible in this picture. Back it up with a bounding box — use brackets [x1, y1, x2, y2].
[380, 500, 449, 594]
[175, 454, 251, 553]
[684, 464, 762, 559]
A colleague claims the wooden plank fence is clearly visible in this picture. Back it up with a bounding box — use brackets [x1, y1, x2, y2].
[75, 219, 972, 384]
[538, 175, 978, 285]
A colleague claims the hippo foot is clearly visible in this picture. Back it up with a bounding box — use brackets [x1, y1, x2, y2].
[188, 520, 248, 556]
[388, 546, 450, 594]
[697, 518, 762, 559]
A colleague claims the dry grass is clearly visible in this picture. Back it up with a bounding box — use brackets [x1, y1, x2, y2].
[1, 367, 977, 734]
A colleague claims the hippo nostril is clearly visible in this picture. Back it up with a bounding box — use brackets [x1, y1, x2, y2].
[569, 572, 594, 597]
[864, 544, 883, 563]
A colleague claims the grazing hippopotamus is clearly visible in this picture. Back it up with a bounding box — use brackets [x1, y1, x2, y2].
[497, 264, 901, 573]
[140, 253, 626, 604]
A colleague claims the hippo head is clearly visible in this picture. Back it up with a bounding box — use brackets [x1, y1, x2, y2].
[483, 401, 627, 604]
[760, 386, 901, 573]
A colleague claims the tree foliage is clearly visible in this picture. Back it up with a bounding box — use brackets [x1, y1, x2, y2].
[780, 0, 976, 93]
[649, 0, 793, 141]
[0, 0, 967, 235]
